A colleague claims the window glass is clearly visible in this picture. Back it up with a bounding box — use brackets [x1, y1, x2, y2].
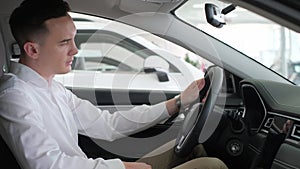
[75, 42, 143, 72]
[61, 12, 213, 92]
[70, 12, 211, 75]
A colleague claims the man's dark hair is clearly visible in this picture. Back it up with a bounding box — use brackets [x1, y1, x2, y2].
[9, 0, 71, 53]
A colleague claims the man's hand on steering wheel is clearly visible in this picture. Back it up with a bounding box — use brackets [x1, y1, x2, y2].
[165, 78, 206, 117]
[181, 78, 206, 108]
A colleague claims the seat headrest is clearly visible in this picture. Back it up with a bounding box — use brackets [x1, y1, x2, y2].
[11, 42, 20, 59]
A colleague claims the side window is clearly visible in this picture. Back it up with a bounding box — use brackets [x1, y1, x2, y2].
[74, 42, 143, 72]
[53, 13, 213, 94]
[70, 12, 212, 77]
[73, 29, 146, 72]
[71, 13, 183, 74]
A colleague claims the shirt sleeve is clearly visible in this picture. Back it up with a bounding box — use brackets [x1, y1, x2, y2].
[65, 89, 170, 141]
[0, 89, 126, 169]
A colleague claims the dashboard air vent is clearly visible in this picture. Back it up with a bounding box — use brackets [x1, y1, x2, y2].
[291, 124, 300, 140]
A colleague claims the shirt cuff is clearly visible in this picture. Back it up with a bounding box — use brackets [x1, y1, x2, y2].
[103, 158, 125, 169]
[154, 101, 171, 119]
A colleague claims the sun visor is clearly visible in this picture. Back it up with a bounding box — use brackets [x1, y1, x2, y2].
[119, 0, 180, 13]
[120, 0, 162, 13]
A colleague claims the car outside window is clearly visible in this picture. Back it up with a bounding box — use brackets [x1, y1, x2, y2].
[70, 12, 211, 73]
[72, 13, 184, 73]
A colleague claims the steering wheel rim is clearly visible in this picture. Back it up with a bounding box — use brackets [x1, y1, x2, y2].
[174, 66, 224, 157]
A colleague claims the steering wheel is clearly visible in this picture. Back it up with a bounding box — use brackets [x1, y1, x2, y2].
[174, 66, 224, 157]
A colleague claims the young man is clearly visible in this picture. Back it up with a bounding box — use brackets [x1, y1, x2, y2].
[0, 0, 228, 168]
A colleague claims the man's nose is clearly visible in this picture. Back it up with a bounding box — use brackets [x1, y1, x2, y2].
[70, 41, 78, 56]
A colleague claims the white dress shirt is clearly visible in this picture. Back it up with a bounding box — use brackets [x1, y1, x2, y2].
[0, 61, 170, 169]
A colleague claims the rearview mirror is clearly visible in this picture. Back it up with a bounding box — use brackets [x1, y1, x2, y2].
[205, 3, 236, 28]
[205, 3, 225, 28]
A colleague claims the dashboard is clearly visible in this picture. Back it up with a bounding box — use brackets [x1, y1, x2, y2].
[204, 72, 300, 169]
[240, 79, 300, 169]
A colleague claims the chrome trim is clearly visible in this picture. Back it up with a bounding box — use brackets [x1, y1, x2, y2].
[261, 129, 269, 134]
[291, 124, 300, 140]
[264, 117, 274, 128]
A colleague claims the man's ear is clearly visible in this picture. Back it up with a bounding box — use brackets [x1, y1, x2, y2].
[23, 42, 39, 59]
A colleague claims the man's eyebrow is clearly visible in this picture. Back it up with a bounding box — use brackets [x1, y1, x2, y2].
[59, 38, 72, 43]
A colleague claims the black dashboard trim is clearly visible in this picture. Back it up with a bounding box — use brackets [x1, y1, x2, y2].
[241, 84, 267, 134]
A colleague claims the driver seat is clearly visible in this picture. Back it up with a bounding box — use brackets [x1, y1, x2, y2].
[0, 136, 22, 169]
[0, 31, 22, 169]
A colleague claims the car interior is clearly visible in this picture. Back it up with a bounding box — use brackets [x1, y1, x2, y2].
[0, 0, 300, 169]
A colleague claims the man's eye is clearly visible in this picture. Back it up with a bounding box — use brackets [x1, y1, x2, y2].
[60, 40, 70, 45]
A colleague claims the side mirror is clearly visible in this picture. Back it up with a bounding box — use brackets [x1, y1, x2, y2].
[144, 55, 170, 82]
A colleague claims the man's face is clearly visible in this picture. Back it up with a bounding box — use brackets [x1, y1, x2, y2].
[36, 15, 78, 77]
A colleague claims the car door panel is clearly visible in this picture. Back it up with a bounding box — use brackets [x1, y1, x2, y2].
[71, 88, 181, 160]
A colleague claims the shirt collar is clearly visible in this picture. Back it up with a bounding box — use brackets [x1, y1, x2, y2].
[9, 61, 51, 88]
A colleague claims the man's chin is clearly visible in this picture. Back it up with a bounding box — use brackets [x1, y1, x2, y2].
[57, 69, 71, 75]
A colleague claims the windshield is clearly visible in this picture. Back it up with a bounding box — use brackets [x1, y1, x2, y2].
[175, 0, 300, 85]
